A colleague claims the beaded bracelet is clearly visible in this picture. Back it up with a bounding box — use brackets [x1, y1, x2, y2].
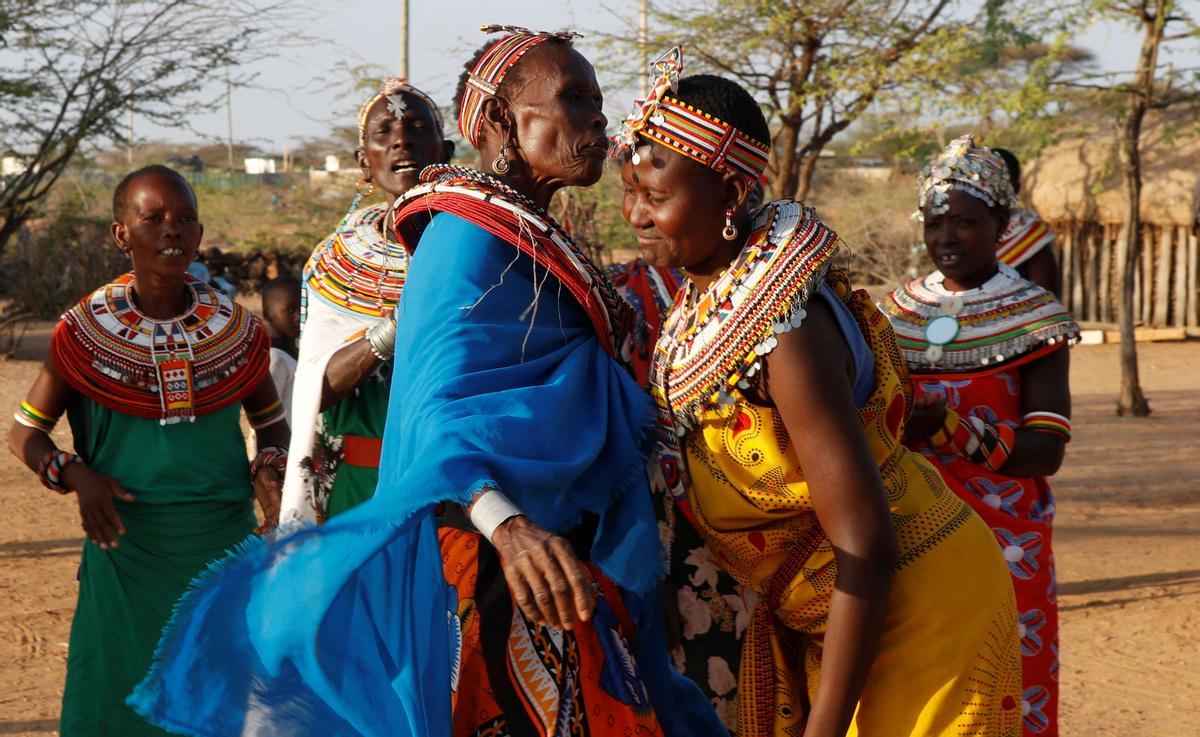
[1023, 411, 1072, 443]
[15, 401, 59, 434]
[249, 446, 288, 481]
[247, 399, 286, 430]
[364, 312, 397, 361]
[38, 449, 83, 494]
[931, 409, 1015, 472]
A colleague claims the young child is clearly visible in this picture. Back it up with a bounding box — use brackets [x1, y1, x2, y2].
[7, 164, 288, 736]
[260, 275, 301, 426]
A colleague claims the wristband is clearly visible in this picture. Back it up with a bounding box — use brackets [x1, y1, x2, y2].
[38, 449, 83, 494]
[1023, 411, 1071, 443]
[247, 399, 286, 430]
[469, 488, 523, 543]
[250, 445, 288, 481]
[15, 401, 59, 434]
[365, 311, 398, 361]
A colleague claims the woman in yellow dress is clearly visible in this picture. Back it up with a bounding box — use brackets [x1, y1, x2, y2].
[614, 49, 1022, 737]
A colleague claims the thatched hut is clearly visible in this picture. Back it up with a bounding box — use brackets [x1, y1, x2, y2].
[1025, 113, 1200, 328]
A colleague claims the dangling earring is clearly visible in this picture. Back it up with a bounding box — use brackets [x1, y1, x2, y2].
[722, 208, 739, 241]
[492, 143, 511, 175]
[334, 177, 376, 232]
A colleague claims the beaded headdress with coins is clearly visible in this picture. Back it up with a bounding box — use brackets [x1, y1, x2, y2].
[357, 77, 444, 146]
[916, 134, 1016, 218]
[610, 46, 771, 182]
[457, 24, 583, 149]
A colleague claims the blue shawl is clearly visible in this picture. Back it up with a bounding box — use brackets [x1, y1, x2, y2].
[130, 212, 725, 736]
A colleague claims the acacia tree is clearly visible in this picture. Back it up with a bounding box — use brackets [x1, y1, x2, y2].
[0, 0, 292, 255]
[603, 0, 1040, 201]
[1063, 0, 1198, 417]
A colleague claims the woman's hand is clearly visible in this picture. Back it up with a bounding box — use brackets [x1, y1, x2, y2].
[62, 463, 135, 550]
[252, 466, 282, 534]
[491, 515, 595, 630]
[904, 394, 947, 443]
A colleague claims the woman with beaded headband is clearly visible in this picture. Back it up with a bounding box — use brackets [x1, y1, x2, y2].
[991, 148, 1060, 295]
[883, 135, 1079, 737]
[6, 165, 288, 737]
[130, 26, 724, 737]
[615, 49, 1022, 737]
[277, 78, 453, 525]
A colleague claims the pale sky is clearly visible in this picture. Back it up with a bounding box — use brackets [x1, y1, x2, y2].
[137, 0, 1200, 153]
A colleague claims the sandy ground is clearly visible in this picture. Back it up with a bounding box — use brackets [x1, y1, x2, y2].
[0, 333, 1197, 736]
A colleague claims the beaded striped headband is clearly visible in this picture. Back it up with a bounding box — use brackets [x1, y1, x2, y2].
[458, 24, 582, 148]
[358, 78, 444, 146]
[611, 47, 771, 181]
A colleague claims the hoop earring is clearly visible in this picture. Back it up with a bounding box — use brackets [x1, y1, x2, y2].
[492, 144, 511, 175]
[722, 208, 739, 241]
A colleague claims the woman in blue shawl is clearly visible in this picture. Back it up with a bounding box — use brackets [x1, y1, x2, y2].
[130, 26, 725, 737]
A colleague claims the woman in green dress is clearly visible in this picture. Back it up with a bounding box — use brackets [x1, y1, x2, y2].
[280, 78, 453, 522]
[7, 165, 289, 737]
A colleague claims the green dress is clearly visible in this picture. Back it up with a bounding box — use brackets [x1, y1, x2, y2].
[319, 365, 391, 518]
[59, 399, 255, 737]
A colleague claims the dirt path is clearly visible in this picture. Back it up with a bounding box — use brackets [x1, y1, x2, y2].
[1, 341, 1197, 736]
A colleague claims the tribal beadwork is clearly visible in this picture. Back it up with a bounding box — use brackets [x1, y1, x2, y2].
[458, 25, 582, 148]
[651, 200, 841, 430]
[390, 164, 635, 359]
[51, 273, 269, 423]
[358, 78, 444, 145]
[997, 207, 1054, 268]
[883, 263, 1079, 372]
[612, 46, 770, 181]
[305, 203, 407, 320]
[917, 134, 1016, 217]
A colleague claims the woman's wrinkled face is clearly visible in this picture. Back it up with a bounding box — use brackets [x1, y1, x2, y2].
[922, 188, 1008, 289]
[357, 92, 448, 198]
[619, 143, 734, 273]
[503, 44, 609, 187]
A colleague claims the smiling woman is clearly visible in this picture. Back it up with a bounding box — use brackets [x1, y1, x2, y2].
[128, 27, 724, 737]
[5, 165, 288, 737]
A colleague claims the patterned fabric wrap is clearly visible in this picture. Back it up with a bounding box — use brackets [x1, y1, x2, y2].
[917, 134, 1017, 217]
[391, 164, 635, 358]
[440, 527, 664, 737]
[457, 25, 579, 148]
[907, 355, 1065, 737]
[51, 273, 270, 423]
[883, 263, 1079, 373]
[654, 201, 1022, 736]
[997, 207, 1055, 268]
[612, 47, 770, 181]
[358, 78, 444, 145]
[606, 258, 683, 388]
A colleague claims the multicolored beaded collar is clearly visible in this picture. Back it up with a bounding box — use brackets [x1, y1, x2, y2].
[883, 263, 1078, 373]
[390, 164, 635, 358]
[611, 46, 770, 181]
[458, 24, 581, 149]
[304, 203, 407, 320]
[51, 273, 269, 423]
[651, 200, 841, 428]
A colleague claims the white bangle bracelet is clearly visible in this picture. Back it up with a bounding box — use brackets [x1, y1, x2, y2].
[468, 488, 523, 543]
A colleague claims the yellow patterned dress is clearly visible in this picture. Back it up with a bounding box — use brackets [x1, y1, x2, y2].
[650, 201, 1022, 737]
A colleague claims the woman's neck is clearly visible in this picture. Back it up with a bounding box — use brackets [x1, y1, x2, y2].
[130, 269, 188, 320]
[682, 214, 752, 292]
[941, 263, 1000, 293]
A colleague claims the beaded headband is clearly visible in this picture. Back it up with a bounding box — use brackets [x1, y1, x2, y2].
[611, 46, 771, 181]
[917, 134, 1016, 217]
[357, 77, 444, 147]
[458, 24, 582, 149]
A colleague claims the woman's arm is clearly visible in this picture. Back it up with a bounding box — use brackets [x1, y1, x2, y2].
[243, 375, 290, 531]
[1002, 345, 1070, 478]
[763, 299, 898, 737]
[7, 360, 135, 549]
[320, 339, 386, 411]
